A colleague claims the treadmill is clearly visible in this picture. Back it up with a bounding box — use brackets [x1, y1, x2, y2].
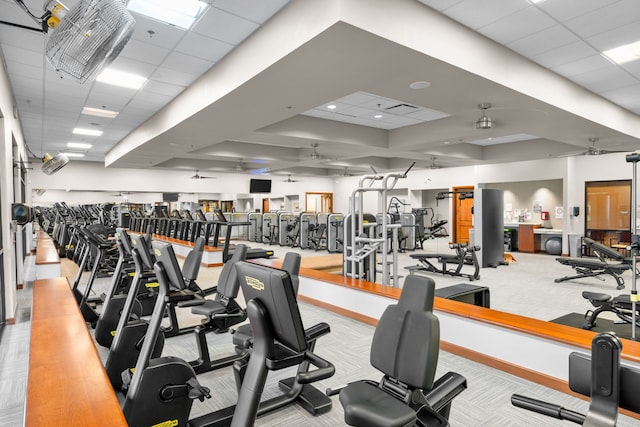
[210, 209, 274, 262]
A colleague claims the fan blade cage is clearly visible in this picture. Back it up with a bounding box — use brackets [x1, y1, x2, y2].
[45, 0, 135, 83]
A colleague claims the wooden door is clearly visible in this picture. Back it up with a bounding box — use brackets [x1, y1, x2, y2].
[453, 186, 474, 244]
[262, 198, 269, 213]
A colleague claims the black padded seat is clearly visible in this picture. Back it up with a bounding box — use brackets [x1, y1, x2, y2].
[189, 244, 247, 319]
[339, 381, 416, 427]
[338, 275, 465, 427]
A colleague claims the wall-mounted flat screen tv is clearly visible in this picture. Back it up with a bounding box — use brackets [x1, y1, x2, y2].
[162, 192, 179, 202]
[249, 179, 272, 193]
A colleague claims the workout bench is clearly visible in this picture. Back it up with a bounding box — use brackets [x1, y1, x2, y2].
[581, 290, 640, 330]
[407, 242, 480, 281]
[554, 237, 633, 290]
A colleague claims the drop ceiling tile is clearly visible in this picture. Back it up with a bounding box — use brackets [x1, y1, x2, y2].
[106, 56, 158, 80]
[417, 0, 465, 12]
[564, 1, 640, 39]
[174, 32, 234, 62]
[85, 88, 136, 111]
[341, 105, 379, 118]
[212, 0, 290, 24]
[440, 0, 529, 30]
[406, 109, 450, 122]
[128, 13, 186, 50]
[478, 7, 557, 45]
[119, 38, 171, 65]
[150, 66, 199, 86]
[531, 40, 598, 68]
[127, 91, 174, 110]
[192, 7, 259, 45]
[536, 0, 620, 22]
[575, 67, 639, 93]
[143, 80, 185, 97]
[506, 25, 580, 57]
[384, 115, 422, 127]
[586, 21, 640, 52]
[551, 54, 614, 78]
[1, 44, 43, 68]
[161, 51, 214, 75]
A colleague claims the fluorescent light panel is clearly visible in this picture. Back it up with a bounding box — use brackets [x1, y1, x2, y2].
[73, 128, 103, 136]
[127, 0, 207, 29]
[67, 142, 92, 149]
[602, 40, 640, 64]
[64, 152, 85, 158]
[96, 69, 147, 90]
[82, 106, 119, 118]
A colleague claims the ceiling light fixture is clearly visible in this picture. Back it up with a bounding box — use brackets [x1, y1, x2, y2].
[96, 68, 147, 90]
[475, 103, 493, 129]
[64, 152, 86, 158]
[602, 40, 640, 64]
[127, 0, 207, 29]
[82, 106, 119, 118]
[327, 104, 337, 110]
[374, 114, 383, 119]
[67, 142, 93, 149]
[73, 128, 103, 136]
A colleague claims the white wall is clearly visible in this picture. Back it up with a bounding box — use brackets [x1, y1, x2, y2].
[0, 50, 30, 322]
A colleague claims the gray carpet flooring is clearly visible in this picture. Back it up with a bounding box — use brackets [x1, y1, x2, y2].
[2, 238, 640, 426]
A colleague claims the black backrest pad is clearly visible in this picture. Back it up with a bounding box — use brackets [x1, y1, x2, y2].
[116, 228, 133, 255]
[183, 237, 205, 281]
[131, 234, 154, 270]
[281, 252, 301, 296]
[370, 274, 439, 389]
[236, 261, 307, 353]
[152, 241, 187, 291]
[218, 244, 247, 298]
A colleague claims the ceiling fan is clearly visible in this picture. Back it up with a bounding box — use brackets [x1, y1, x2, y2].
[282, 174, 299, 183]
[309, 143, 321, 160]
[427, 156, 441, 169]
[340, 167, 353, 177]
[191, 170, 216, 180]
[561, 138, 627, 157]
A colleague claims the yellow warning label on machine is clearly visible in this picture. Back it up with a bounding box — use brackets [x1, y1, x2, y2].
[150, 419, 178, 427]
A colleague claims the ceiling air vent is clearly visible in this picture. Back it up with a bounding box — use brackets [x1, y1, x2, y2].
[385, 103, 418, 115]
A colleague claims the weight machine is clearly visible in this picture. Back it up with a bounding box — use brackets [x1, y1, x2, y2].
[344, 162, 415, 287]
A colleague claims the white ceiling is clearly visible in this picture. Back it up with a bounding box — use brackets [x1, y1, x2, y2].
[1, 0, 640, 178]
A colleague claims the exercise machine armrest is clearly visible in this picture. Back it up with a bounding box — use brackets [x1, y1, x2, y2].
[305, 322, 331, 343]
[424, 372, 467, 413]
[297, 351, 335, 384]
[511, 394, 585, 425]
[177, 296, 205, 308]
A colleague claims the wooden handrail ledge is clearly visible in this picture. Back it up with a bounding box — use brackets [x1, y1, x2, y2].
[26, 277, 126, 426]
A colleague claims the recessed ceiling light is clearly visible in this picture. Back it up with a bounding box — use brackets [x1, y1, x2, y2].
[127, 0, 207, 29]
[409, 81, 431, 89]
[327, 104, 337, 110]
[528, 0, 546, 4]
[73, 128, 103, 136]
[82, 106, 119, 118]
[96, 69, 147, 90]
[602, 40, 640, 64]
[67, 142, 92, 149]
[374, 114, 383, 119]
[64, 152, 85, 158]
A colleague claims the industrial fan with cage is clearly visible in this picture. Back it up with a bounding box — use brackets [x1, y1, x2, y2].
[8, 0, 136, 83]
[43, 0, 135, 83]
